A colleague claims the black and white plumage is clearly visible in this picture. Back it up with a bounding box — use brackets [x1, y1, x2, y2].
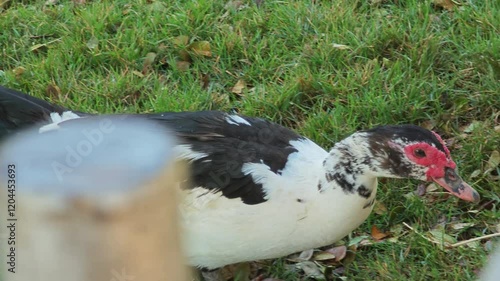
[0, 85, 480, 272]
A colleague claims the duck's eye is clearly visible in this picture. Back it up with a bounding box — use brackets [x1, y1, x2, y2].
[414, 149, 426, 158]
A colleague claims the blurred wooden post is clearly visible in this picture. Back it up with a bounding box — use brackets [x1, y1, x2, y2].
[0, 116, 190, 281]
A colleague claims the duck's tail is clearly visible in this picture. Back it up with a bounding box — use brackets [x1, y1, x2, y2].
[0, 85, 71, 139]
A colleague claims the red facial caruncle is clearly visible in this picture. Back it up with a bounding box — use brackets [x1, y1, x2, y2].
[403, 131, 456, 180]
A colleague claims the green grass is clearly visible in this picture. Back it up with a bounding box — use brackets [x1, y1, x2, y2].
[1, 0, 499, 280]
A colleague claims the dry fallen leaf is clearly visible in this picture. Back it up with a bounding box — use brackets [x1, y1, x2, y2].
[46, 84, 61, 98]
[189, 41, 212, 57]
[296, 261, 324, 279]
[373, 200, 387, 215]
[428, 229, 457, 249]
[313, 252, 336, 261]
[324, 245, 347, 262]
[13, 66, 26, 77]
[175, 61, 190, 72]
[420, 120, 436, 130]
[371, 225, 390, 241]
[297, 249, 314, 261]
[332, 43, 350, 50]
[463, 121, 483, 133]
[416, 183, 427, 197]
[254, 0, 264, 8]
[142, 52, 157, 75]
[484, 150, 500, 174]
[432, 0, 458, 11]
[450, 222, 474, 230]
[173, 35, 189, 47]
[232, 262, 251, 281]
[1, 0, 12, 10]
[225, 0, 244, 10]
[132, 70, 144, 78]
[348, 235, 369, 247]
[231, 79, 246, 94]
[389, 224, 404, 237]
[86, 36, 99, 49]
[30, 43, 47, 52]
[470, 169, 481, 178]
[426, 183, 439, 192]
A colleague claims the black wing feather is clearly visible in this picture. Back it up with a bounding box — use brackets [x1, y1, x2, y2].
[147, 111, 302, 204]
[0, 85, 67, 138]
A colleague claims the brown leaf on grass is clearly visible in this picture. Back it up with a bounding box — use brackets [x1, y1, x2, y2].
[341, 245, 357, 265]
[221, 262, 262, 281]
[232, 262, 251, 281]
[450, 222, 474, 230]
[296, 261, 324, 279]
[426, 183, 438, 192]
[389, 224, 404, 237]
[173, 35, 189, 47]
[175, 61, 190, 71]
[231, 79, 246, 95]
[46, 84, 61, 98]
[148, 1, 167, 12]
[313, 251, 336, 261]
[348, 235, 369, 247]
[432, 0, 458, 11]
[73, 0, 86, 4]
[420, 120, 436, 130]
[121, 90, 142, 105]
[373, 201, 387, 215]
[200, 73, 210, 89]
[132, 70, 144, 78]
[30, 43, 48, 53]
[1, 0, 12, 10]
[484, 150, 500, 174]
[371, 225, 390, 241]
[286, 249, 313, 263]
[427, 229, 457, 249]
[13, 66, 25, 77]
[254, 0, 264, 8]
[189, 41, 212, 57]
[178, 50, 191, 62]
[462, 121, 483, 133]
[470, 169, 481, 178]
[332, 43, 350, 50]
[225, 0, 244, 10]
[142, 52, 157, 75]
[323, 245, 347, 262]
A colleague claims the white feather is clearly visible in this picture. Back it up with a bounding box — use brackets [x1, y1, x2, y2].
[225, 114, 251, 126]
[39, 111, 81, 133]
[173, 144, 209, 162]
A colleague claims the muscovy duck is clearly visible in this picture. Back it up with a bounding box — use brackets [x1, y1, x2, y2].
[0, 85, 479, 278]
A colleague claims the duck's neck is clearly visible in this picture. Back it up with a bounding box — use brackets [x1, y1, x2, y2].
[318, 132, 391, 198]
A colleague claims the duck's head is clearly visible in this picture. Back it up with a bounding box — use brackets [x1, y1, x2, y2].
[366, 125, 480, 203]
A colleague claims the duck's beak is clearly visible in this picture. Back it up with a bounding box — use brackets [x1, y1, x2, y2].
[432, 167, 480, 203]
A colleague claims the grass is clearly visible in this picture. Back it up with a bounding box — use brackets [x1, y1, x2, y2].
[1, 0, 499, 280]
